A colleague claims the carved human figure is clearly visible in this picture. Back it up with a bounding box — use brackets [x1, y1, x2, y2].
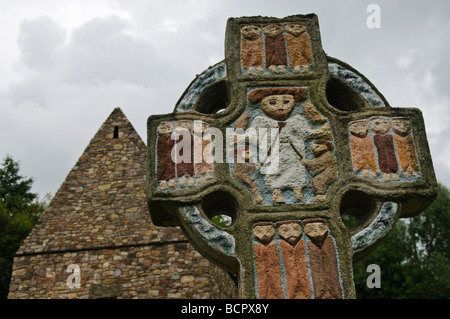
[240, 24, 264, 74]
[194, 121, 214, 184]
[303, 101, 327, 123]
[263, 23, 287, 73]
[277, 221, 311, 299]
[370, 117, 399, 181]
[304, 219, 342, 299]
[231, 145, 264, 204]
[391, 117, 420, 179]
[301, 140, 337, 202]
[253, 223, 284, 298]
[174, 120, 195, 188]
[239, 87, 331, 204]
[284, 22, 313, 73]
[349, 120, 377, 178]
[157, 122, 176, 190]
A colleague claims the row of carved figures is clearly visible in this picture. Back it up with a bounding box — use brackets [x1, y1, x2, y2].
[349, 117, 420, 181]
[252, 219, 342, 299]
[241, 22, 313, 74]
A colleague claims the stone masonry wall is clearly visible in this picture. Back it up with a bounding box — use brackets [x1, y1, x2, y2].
[9, 243, 214, 299]
[8, 108, 238, 299]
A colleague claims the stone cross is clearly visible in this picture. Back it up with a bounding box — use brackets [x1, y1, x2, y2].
[146, 14, 437, 299]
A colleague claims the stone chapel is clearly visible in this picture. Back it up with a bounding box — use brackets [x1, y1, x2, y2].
[7, 108, 237, 299]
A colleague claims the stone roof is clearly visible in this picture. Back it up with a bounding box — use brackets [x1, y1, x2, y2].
[17, 107, 185, 255]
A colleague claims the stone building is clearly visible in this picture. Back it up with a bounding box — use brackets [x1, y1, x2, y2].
[7, 108, 237, 299]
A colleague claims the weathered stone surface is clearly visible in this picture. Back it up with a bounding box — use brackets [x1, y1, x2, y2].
[89, 284, 122, 299]
[279, 240, 310, 299]
[146, 14, 437, 299]
[285, 22, 313, 73]
[240, 24, 264, 74]
[8, 245, 228, 299]
[253, 241, 283, 299]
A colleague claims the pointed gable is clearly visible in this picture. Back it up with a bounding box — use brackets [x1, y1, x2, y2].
[17, 108, 184, 255]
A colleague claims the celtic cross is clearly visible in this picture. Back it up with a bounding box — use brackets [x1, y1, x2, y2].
[146, 14, 437, 298]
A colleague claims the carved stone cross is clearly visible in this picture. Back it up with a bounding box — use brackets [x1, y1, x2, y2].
[146, 14, 437, 299]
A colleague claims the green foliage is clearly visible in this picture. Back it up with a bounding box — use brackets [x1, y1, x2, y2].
[353, 183, 450, 299]
[408, 183, 450, 261]
[0, 155, 47, 299]
[210, 214, 233, 228]
[0, 156, 36, 213]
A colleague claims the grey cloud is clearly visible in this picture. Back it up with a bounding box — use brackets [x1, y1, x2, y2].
[7, 75, 56, 107]
[16, 15, 171, 89]
[64, 16, 163, 86]
[4, 0, 450, 195]
[431, 37, 450, 99]
[18, 16, 67, 72]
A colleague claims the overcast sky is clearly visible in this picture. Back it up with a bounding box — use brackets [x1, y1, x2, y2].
[1, 0, 449, 199]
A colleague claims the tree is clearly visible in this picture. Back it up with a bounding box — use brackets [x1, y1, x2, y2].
[405, 183, 450, 298]
[0, 156, 35, 210]
[353, 220, 413, 298]
[0, 155, 47, 298]
[353, 182, 450, 298]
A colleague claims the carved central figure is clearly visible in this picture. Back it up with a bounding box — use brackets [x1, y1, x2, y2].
[232, 87, 334, 204]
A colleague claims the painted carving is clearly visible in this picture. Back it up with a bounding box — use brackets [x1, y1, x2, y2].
[240, 24, 264, 75]
[156, 120, 214, 190]
[349, 120, 378, 178]
[301, 140, 337, 202]
[277, 221, 311, 299]
[156, 122, 176, 190]
[194, 121, 214, 184]
[304, 219, 342, 299]
[252, 219, 343, 299]
[230, 87, 335, 204]
[249, 88, 311, 203]
[231, 145, 264, 204]
[240, 22, 314, 75]
[304, 101, 327, 123]
[392, 117, 420, 179]
[252, 223, 284, 299]
[263, 23, 287, 73]
[349, 116, 421, 181]
[285, 22, 313, 73]
[175, 120, 195, 188]
[370, 117, 399, 181]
